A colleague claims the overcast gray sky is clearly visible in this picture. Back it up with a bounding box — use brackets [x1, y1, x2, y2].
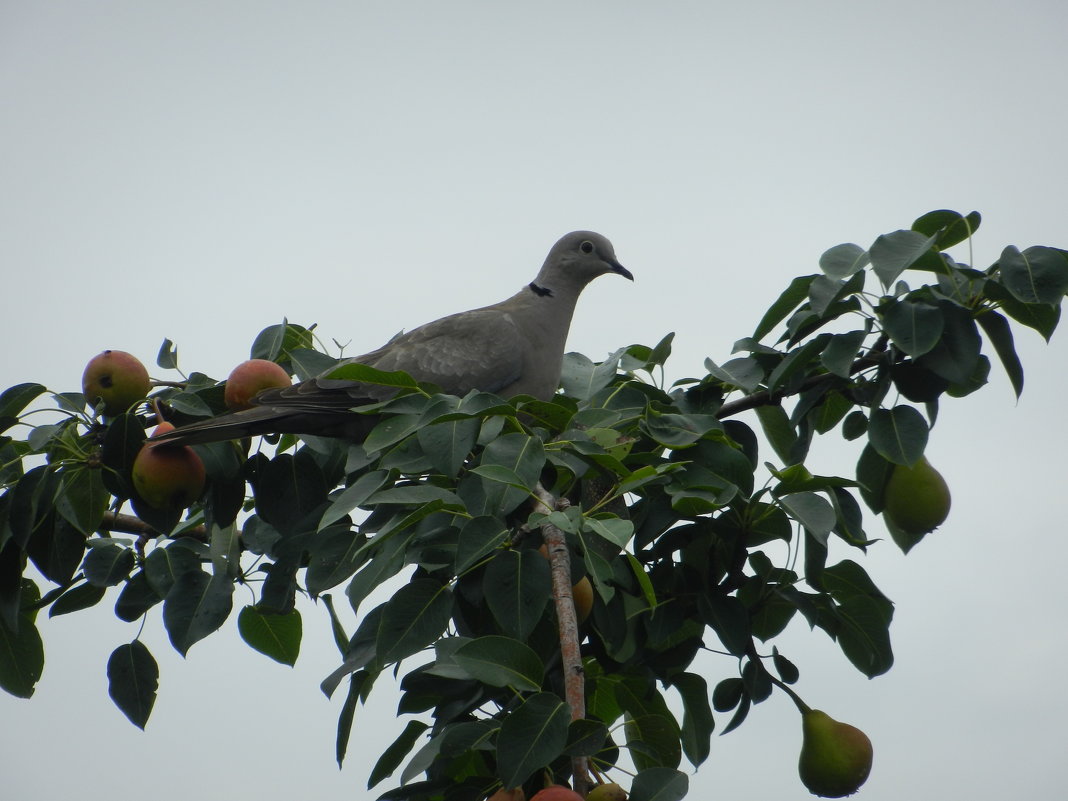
[2, 2, 1066, 799]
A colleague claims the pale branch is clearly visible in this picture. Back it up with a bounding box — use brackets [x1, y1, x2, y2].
[534, 483, 590, 796]
[98, 511, 208, 542]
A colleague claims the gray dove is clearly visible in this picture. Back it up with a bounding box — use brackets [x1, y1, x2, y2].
[153, 231, 632, 446]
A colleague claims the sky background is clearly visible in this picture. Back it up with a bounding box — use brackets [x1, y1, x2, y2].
[2, 2, 1066, 799]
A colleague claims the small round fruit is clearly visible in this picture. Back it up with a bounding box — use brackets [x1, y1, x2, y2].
[587, 782, 628, 801]
[883, 455, 951, 535]
[132, 422, 206, 511]
[529, 787, 582, 801]
[798, 709, 873, 798]
[572, 576, 594, 623]
[82, 350, 150, 416]
[223, 358, 292, 411]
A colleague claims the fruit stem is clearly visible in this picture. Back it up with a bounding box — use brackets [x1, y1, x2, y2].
[768, 674, 811, 715]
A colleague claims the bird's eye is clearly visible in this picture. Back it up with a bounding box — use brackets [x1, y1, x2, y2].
[580, 240, 595, 254]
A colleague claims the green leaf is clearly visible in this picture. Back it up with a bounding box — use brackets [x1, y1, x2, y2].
[819, 243, 869, 279]
[484, 549, 551, 642]
[107, 641, 158, 729]
[564, 718, 609, 757]
[335, 670, 374, 767]
[452, 635, 544, 691]
[0, 383, 46, 433]
[496, 692, 571, 788]
[754, 405, 795, 464]
[584, 517, 634, 550]
[416, 416, 480, 477]
[869, 230, 940, 287]
[143, 543, 201, 598]
[560, 350, 622, 400]
[820, 330, 866, 377]
[912, 209, 981, 250]
[753, 275, 816, 341]
[162, 571, 234, 656]
[698, 594, 750, 657]
[368, 720, 430, 789]
[703, 356, 763, 392]
[306, 528, 367, 597]
[906, 301, 980, 387]
[0, 580, 44, 698]
[49, 581, 107, 617]
[318, 469, 390, 531]
[82, 542, 136, 587]
[670, 672, 714, 767]
[867, 405, 928, 466]
[114, 571, 162, 622]
[156, 338, 178, 370]
[997, 245, 1068, 305]
[777, 491, 836, 544]
[629, 767, 689, 801]
[975, 309, 1024, 398]
[238, 605, 302, 666]
[453, 515, 510, 576]
[376, 579, 453, 666]
[880, 299, 943, 357]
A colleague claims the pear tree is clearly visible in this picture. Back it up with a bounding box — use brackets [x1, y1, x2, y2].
[1, 210, 1066, 800]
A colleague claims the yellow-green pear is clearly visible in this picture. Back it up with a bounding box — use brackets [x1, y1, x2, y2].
[883, 455, 951, 535]
[587, 782, 628, 801]
[799, 709, 873, 797]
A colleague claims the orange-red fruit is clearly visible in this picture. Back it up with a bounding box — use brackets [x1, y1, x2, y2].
[132, 422, 206, 510]
[223, 359, 292, 411]
[82, 350, 150, 416]
[587, 782, 628, 801]
[572, 576, 594, 623]
[529, 787, 582, 801]
[487, 789, 526, 801]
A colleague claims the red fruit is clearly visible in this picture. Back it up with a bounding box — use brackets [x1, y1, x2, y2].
[223, 359, 292, 411]
[82, 350, 150, 416]
[529, 787, 582, 801]
[132, 422, 206, 510]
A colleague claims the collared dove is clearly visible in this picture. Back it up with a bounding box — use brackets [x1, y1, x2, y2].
[153, 231, 632, 446]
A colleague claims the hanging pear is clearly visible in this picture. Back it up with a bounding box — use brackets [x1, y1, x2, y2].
[883, 455, 951, 535]
[798, 709, 873, 797]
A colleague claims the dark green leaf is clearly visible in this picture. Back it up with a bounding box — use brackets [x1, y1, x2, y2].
[318, 469, 390, 531]
[881, 299, 943, 357]
[162, 571, 234, 656]
[630, 767, 689, 801]
[671, 672, 714, 767]
[819, 243, 868, 279]
[867, 405, 928, 466]
[997, 245, 1068, 305]
[49, 581, 107, 617]
[912, 209, 981, 250]
[0, 580, 44, 698]
[82, 543, 136, 587]
[238, 605, 302, 666]
[564, 718, 609, 757]
[107, 641, 158, 729]
[703, 357, 763, 392]
[143, 543, 202, 598]
[484, 549, 551, 642]
[754, 405, 795, 464]
[452, 635, 544, 691]
[496, 692, 570, 788]
[777, 491, 835, 544]
[377, 579, 453, 666]
[306, 527, 368, 597]
[114, 571, 163, 621]
[753, 275, 816, 341]
[0, 384, 47, 434]
[976, 309, 1024, 398]
[368, 720, 429, 789]
[698, 594, 750, 657]
[869, 230, 939, 287]
[820, 330, 867, 377]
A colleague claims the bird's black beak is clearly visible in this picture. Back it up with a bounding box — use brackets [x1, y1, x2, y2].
[612, 261, 634, 281]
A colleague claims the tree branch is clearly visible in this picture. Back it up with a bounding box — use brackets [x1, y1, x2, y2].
[534, 483, 589, 795]
[715, 340, 888, 420]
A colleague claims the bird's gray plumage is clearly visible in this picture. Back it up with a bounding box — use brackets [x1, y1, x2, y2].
[153, 231, 632, 446]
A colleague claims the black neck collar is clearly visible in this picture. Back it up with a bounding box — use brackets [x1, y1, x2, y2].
[528, 281, 553, 298]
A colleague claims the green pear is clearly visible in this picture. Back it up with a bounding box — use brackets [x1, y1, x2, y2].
[587, 782, 628, 801]
[82, 349, 150, 416]
[883, 455, 951, 535]
[798, 709, 873, 797]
